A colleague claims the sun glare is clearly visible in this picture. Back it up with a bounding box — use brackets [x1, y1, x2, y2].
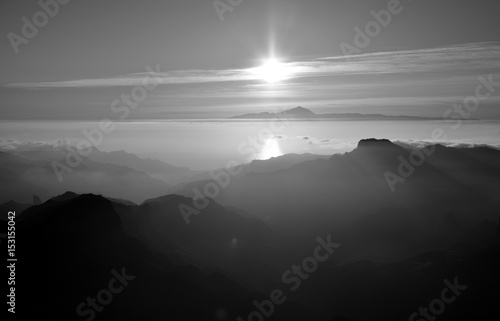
[250, 58, 291, 84]
[258, 139, 283, 160]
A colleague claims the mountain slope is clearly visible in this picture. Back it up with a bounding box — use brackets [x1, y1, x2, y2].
[9, 194, 313, 321]
[87, 148, 198, 185]
[173, 139, 500, 237]
[112, 193, 303, 293]
[0, 149, 170, 203]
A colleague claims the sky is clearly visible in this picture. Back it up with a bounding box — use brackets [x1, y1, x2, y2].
[1, 0, 500, 120]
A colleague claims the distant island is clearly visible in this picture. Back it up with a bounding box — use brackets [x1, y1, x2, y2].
[229, 106, 444, 121]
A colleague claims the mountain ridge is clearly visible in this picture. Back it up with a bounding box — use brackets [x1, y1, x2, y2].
[230, 107, 446, 120]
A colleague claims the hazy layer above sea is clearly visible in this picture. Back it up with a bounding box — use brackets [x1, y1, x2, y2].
[1, 120, 499, 170]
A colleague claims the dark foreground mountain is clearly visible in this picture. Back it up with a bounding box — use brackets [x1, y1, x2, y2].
[0, 200, 30, 220]
[320, 238, 500, 321]
[111, 193, 308, 293]
[7, 194, 313, 321]
[5, 191, 498, 321]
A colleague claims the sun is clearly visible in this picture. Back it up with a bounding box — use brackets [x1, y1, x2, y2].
[250, 58, 291, 84]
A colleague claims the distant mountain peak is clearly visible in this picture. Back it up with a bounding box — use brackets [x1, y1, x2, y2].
[282, 106, 316, 116]
[230, 107, 435, 120]
[230, 106, 317, 119]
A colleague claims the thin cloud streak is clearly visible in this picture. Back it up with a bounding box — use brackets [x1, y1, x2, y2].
[5, 42, 500, 89]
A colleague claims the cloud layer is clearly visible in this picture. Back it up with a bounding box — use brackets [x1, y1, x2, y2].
[5, 42, 499, 89]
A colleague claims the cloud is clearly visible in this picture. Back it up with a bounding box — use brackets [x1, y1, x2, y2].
[0, 138, 73, 151]
[290, 42, 500, 79]
[393, 140, 435, 150]
[297, 136, 335, 144]
[289, 136, 342, 148]
[5, 42, 500, 89]
[394, 139, 500, 150]
[4, 69, 256, 89]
